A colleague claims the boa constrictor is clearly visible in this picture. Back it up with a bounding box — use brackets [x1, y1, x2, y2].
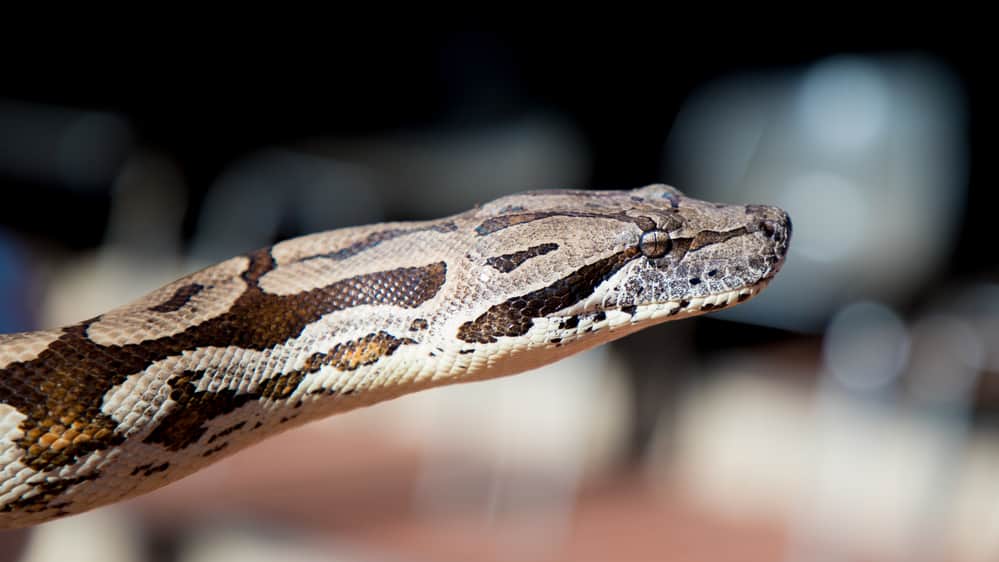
[0, 184, 790, 527]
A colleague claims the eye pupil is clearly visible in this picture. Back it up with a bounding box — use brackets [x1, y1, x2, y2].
[639, 230, 671, 258]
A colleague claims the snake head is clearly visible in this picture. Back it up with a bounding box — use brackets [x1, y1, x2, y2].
[456, 184, 791, 349]
[606, 184, 792, 317]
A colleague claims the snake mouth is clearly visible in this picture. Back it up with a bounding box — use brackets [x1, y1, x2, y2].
[551, 278, 773, 336]
[620, 278, 772, 323]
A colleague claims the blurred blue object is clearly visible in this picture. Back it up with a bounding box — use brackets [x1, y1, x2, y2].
[0, 230, 33, 333]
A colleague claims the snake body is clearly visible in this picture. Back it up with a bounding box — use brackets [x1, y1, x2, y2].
[0, 184, 790, 527]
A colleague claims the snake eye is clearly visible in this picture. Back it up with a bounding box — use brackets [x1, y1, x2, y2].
[639, 230, 671, 258]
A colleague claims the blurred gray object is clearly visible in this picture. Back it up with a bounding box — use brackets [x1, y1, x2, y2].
[666, 54, 967, 331]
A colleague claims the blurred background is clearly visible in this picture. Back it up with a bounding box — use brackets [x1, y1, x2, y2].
[0, 34, 996, 561]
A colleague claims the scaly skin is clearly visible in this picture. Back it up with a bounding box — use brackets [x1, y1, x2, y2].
[0, 184, 790, 527]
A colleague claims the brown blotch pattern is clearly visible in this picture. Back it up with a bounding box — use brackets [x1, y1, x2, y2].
[2, 323, 127, 472]
[0, 249, 447, 472]
[143, 372, 250, 451]
[409, 318, 428, 332]
[143, 367, 309, 452]
[457, 247, 641, 343]
[148, 283, 206, 313]
[144, 330, 415, 452]
[485, 243, 559, 273]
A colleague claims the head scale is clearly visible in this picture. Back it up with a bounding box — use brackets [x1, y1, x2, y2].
[456, 184, 791, 359]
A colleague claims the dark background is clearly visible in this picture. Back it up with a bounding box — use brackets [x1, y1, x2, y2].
[1, 35, 992, 274]
[2, 34, 998, 562]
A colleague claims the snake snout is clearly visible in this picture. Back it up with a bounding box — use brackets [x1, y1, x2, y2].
[747, 204, 792, 258]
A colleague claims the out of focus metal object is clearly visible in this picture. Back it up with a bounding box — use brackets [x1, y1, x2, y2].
[666, 55, 967, 331]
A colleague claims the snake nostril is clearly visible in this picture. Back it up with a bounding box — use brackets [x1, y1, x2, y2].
[759, 220, 777, 240]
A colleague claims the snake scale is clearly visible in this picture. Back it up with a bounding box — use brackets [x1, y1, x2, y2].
[0, 184, 790, 527]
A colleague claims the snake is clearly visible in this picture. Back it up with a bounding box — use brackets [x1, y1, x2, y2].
[0, 184, 790, 528]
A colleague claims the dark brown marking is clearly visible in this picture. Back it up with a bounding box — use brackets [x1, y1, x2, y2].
[208, 421, 247, 444]
[2, 322, 127, 472]
[0, 473, 101, 514]
[688, 227, 749, 252]
[296, 222, 457, 263]
[680, 300, 690, 309]
[257, 370, 308, 401]
[485, 243, 559, 273]
[154, 330, 414, 450]
[144, 331, 415, 451]
[142, 462, 170, 476]
[666, 237, 693, 260]
[561, 316, 580, 330]
[621, 305, 638, 316]
[549, 337, 562, 344]
[149, 283, 205, 313]
[738, 293, 751, 302]
[593, 311, 607, 322]
[457, 247, 641, 343]
[0, 248, 447, 470]
[409, 318, 428, 331]
[476, 211, 655, 236]
[207, 256, 446, 351]
[458, 349, 475, 355]
[138, 462, 169, 476]
[322, 331, 416, 372]
[202, 442, 229, 457]
[689, 278, 701, 286]
[143, 371, 257, 452]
